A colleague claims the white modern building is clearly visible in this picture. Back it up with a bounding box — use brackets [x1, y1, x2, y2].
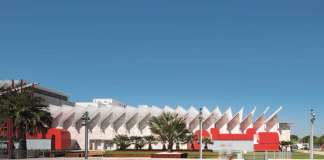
[0, 80, 290, 151]
[48, 98, 289, 150]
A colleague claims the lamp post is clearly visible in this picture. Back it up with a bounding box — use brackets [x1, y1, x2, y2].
[310, 109, 316, 160]
[199, 108, 203, 160]
[81, 111, 90, 160]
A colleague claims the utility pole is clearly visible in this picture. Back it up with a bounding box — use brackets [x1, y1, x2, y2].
[310, 109, 316, 160]
[199, 108, 203, 160]
[81, 111, 90, 160]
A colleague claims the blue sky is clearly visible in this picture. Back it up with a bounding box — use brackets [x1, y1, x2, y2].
[1, 0, 324, 136]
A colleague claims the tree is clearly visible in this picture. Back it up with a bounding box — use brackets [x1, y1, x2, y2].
[301, 136, 310, 143]
[281, 141, 293, 146]
[0, 86, 9, 123]
[202, 137, 212, 150]
[319, 135, 324, 151]
[314, 136, 323, 147]
[280, 141, 293, 151]
[149, 112, 188, 152]
[0, 88, 52, 158]
[318, 135, 324, 145]
[181, 133, 195, 150]
[130, 136, 145, 150]
[301, 136, 319, 146]
[290, 135, 299, 143]
[160, 136, 167, 150]
[113, 135, 131, 150]
[144, 135, 155, 150]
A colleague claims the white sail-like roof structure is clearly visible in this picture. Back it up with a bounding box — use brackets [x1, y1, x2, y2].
[175, 105, 187, 117]
[122, 106, 138, 132]
[99, 105, 114, 132]
[57, 105, 74, 128]
[202, 107, 222, 130]
[227, 108, 243, 133]
[112, 107, 127, 132]
[240, 107, 256, 133]
[126, 105, 149, 135]
[163, 105, 174, 113]
[49, 104, 63, 128]
[188, 106, 210, 131]
[265, 107, 282, 132]
[253, 107, 270, 131]
[138, 105, 162, 133]
[185, 106, 199, 129]
[214, 107, 233, 132]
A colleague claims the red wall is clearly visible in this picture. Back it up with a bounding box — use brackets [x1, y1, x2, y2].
[2, 120, 71, 150]
[193, 127, 280, 151]
[26, 128, 71, 150]
[254, 132, 279, 151]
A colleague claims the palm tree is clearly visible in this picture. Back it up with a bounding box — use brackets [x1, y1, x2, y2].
[182, 133, 195, 150]
[149, 112, 188, 152]
[113, 135, 131, 150]
[0, 86, 9, 123]
[0, 88, 52, 158]
[144, 135, 155, 150]
[202, 137, 212, 150]
[160, 136, 167, 150]
[130, 136, 145, 150]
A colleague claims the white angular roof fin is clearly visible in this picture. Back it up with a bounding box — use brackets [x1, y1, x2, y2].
[176, 105, 186, 112]
[266, 106, 282, 122]
[251, 106, 256, 115]
[238, 107, 244, 121]
[202, 106, 210, 115]
[213, 106, 222, 116]
[263, 106, 270, 115]
[163, 105, 174, 112]
[227, 107, 233, 119]
[175, 105, 186, 115]
[187, 105, 199, 114]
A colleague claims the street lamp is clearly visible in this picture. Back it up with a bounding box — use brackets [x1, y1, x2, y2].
[199, 108, 203, 160]
[310, 109, 316, 160]
[81, 111, 90, 160]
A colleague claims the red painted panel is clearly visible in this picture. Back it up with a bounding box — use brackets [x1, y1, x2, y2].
[193, 130, 210, 150]
[25, 128, 71, 150]
[210, 128, 256, 140]
[254, 144, 279, 151]
[209, 127, 279, 151]
[0, 123, 71, 151]
[257, 132, 279, 144]
[254, 132, 279, 151]
[45, 128, 71, 150]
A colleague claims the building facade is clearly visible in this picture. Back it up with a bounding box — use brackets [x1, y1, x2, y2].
[1, 80, 290, 152]
[50, 98, 288, 151]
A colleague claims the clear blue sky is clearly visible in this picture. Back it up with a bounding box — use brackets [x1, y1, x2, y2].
[1, 0, 324, 137]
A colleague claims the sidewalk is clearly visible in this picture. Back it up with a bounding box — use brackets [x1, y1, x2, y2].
[0, 158, 237, 160]
[298, 149, 324, 156]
